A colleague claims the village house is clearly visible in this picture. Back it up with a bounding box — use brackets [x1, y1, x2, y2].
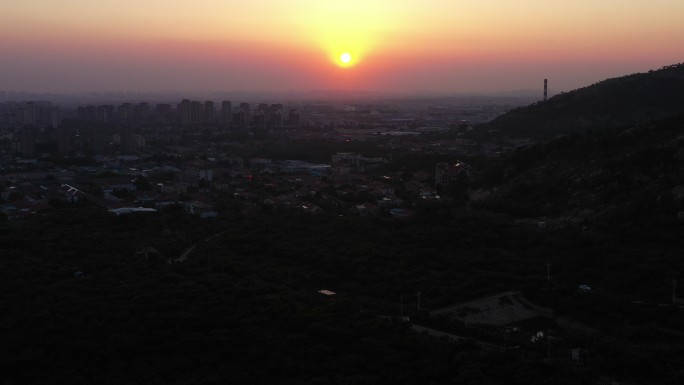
[435, 161, 474, 185]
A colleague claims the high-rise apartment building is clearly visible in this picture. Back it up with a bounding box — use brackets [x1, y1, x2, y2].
[270, 104, 283, 128]
[118, 103, 132, 121]
[190, 101, 204, 125]
[96, 105, 115, 123]
[40, 106, 61, 128]
[178, 99, 191, 126]
[20, 126, 36, 158]
[57, 126, 72, 156]
[204, 101, 215, 123]
[89, 126, 108, 155]
[221, 100, 232, 128]
[21, 102, 37, 127]
[288, 108, 300, 127]
[232, 107, 246, 129]
[120, 127, 137, 154]
[239, 103, 251, 126]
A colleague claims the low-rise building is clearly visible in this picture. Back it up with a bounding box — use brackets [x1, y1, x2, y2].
[435, 161, 473, 185]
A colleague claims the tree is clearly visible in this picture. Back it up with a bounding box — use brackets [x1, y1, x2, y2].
[134, 176, 152, 191]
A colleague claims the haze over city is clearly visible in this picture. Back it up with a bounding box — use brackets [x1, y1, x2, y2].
[3, 1, 683, 94]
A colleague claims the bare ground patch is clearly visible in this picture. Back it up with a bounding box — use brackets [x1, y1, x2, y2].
[432, 291, 553, 326]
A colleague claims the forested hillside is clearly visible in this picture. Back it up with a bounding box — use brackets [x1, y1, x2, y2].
[2, 207, 600, 385]
[2, 200, 684, 383]
[477, 113, 684, 222]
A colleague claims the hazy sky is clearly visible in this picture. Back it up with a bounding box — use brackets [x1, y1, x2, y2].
[2, 1, 682, 94]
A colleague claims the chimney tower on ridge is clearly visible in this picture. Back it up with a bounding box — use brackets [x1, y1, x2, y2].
[544, 79, 548, 102]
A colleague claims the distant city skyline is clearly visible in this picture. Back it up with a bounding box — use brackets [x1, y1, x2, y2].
[2, 1, 683, 94]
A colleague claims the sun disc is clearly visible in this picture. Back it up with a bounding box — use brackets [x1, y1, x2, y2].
[340, 52, 352, 64]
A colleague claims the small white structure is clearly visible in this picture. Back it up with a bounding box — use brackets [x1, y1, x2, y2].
[109, 207, 157, 215]
[570, 348, 588, 363]
[185, 201, 217, 218]
[318, 289, 336, 296]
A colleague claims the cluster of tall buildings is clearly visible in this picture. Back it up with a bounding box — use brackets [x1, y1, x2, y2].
[178, 99, 300, 129]
[1, 98, 305, 160]
[0, 102, 61, 159]
[0, 101, 61, 129]
[74, 99, 301, 129]
[77, 102, 152, 123]
[9, 124, 143, 159]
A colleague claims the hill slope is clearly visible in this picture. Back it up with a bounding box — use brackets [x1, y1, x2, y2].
[478, 113, 684, 222]
[485, 63, 684, 139]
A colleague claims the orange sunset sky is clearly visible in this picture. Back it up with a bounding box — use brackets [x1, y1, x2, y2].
[2, 0, 683, 94]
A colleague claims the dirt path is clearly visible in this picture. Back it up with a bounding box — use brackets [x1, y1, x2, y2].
[173, 245, 196, 263]
[411, 324, 503, 350]
[170, 230, 231, 264]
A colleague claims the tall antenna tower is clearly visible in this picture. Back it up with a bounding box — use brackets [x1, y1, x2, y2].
[544, 79, 548, 102]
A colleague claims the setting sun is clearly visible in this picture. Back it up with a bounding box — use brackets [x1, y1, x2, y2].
[340, 52, 352, 66]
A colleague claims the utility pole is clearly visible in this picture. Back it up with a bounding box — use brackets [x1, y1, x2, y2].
[546, 262, 551, 287]
[674, 279, 677, 304]
[400, 295, 404, 319]
[586, 332, 590, 367]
